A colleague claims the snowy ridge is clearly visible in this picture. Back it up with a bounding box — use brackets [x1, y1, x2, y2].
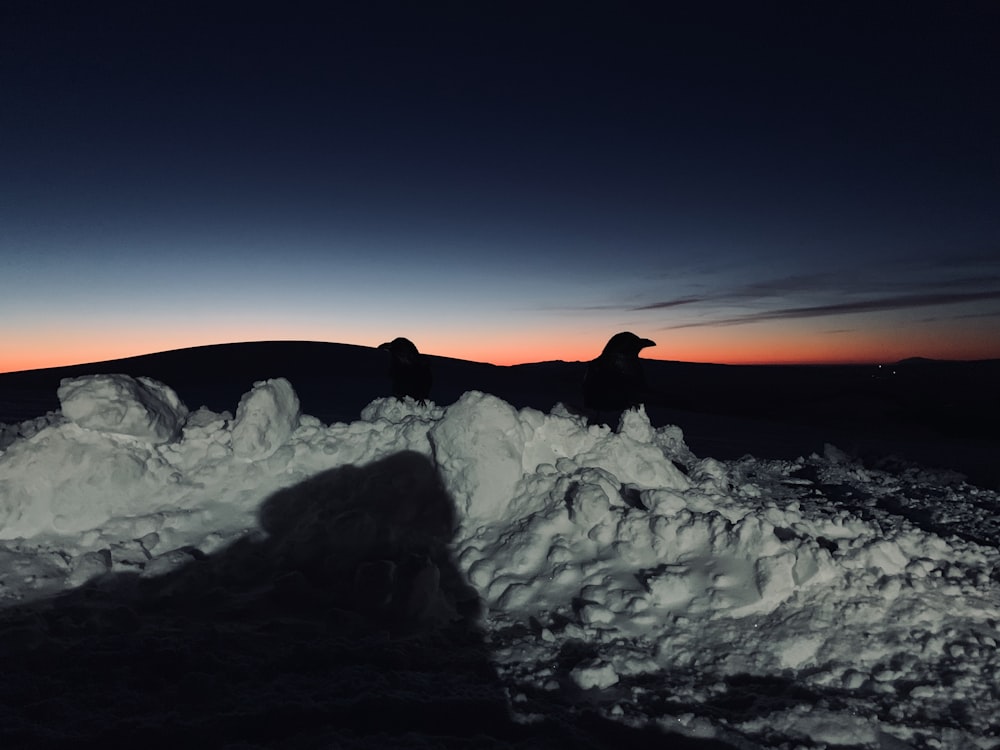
[2, 373, 1000, 748]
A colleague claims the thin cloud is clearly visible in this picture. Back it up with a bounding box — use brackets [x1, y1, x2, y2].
[631, 274, 838, 312]
[661, 290, 1000, 329]
[949, 309, 1000, 321]
[726, 273, 840, 298]
[586, 264, 1000, 321]
[631, 296, 708, 311]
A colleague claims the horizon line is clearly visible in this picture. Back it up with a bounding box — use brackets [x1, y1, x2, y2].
[2, 339, 996, 376]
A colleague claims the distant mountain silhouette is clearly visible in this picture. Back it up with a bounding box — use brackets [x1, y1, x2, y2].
[0, 341, 583, 426]
[894, 356, 1000, 366]
[2, 341, 998, 488]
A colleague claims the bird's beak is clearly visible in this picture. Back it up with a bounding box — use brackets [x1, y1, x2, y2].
[640, 338, 656, 349]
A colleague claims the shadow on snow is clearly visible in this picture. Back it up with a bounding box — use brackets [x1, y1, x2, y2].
[0, 450, 737, 749]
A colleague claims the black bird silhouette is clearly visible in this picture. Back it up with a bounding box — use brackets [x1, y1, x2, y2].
[379, 337, 432, 404]
[583, 332, 656, 412]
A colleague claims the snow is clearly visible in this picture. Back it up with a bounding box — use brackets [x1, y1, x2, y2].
[56, 373, 189, 444]
[231, 377, 301, 460]
[2, 372, 999, 748]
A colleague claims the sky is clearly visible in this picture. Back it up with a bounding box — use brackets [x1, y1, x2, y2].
[2, 1, 999, 371]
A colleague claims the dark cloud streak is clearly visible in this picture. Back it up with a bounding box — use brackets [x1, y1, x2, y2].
[632, 296, 707, 311]
[662, 291, 1000, 330]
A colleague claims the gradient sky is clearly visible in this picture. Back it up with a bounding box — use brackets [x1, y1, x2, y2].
[2, 2, 999, 372]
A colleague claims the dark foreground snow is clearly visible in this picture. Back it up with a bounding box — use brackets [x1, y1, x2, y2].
[1, 370, 999, 749]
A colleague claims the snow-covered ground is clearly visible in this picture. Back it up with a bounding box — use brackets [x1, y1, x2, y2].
[2, 372, 999, 748]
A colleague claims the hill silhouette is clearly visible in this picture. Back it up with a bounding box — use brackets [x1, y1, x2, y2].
[2, 341, 998, 488]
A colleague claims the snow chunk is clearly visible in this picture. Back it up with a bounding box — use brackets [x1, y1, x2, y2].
[579, 408, 690, 492]
[67, 548, 113, 587]
[360, 396, 443, 424]
[231, 378, 300, 460]
[58, 374, 188, 444]
[430, 391, 527, 523]
[570, 659, 620, 689]
[618, 405, 655, 443]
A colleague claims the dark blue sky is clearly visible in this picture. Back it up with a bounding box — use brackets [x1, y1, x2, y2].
[2, 2, 998, 369]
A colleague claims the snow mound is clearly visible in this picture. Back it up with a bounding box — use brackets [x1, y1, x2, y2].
[58, 373, 188, 443]
[429, 391, 529, 524]
[231, 377, 301, 460]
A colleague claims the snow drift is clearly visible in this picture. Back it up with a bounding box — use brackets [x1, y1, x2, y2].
[2, 373, 999, 748]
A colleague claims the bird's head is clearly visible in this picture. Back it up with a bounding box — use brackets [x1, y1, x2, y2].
[602, 331, 656, 357]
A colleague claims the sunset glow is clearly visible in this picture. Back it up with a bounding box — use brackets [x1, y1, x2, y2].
[2, 5, 997, 376]
[2, 322, 998, 375]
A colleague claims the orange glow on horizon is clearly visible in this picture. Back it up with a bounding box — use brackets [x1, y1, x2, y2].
[2, 323, 999, 374]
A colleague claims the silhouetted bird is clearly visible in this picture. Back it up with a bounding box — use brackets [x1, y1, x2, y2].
[583, 332, 656, 412]
[379, 337, 432, 404]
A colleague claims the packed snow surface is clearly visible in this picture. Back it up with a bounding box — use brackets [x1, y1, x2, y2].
[2, 373, 999, 748]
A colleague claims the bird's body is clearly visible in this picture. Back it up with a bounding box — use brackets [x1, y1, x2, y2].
[583, 332, 656, 412]
[379, 337, 432, 404]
